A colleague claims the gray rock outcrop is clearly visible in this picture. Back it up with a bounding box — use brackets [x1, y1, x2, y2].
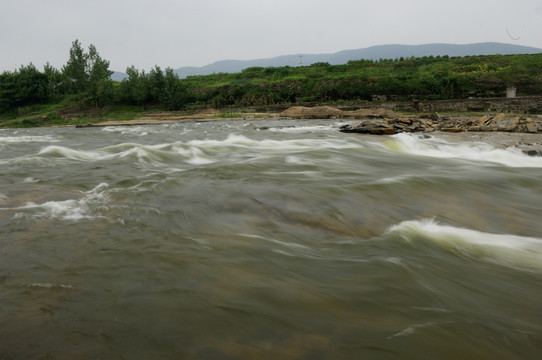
[340, 113, 542, 135]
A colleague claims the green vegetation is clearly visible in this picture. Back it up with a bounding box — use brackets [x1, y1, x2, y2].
[185, 54, 542, 107]
[1, 40, 542, 127]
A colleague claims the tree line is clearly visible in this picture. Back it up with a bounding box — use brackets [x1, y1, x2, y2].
[1, 40, 541, 116]
[0, 40, 112, 112]
[0, 40, 186, 114]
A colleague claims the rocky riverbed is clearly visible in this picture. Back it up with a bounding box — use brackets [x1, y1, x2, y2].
[339, 112, 542, 135]
[276, 106, 542, 136]
[276, 106, 542, 154]
[338, 112, 542, 156]
[70, 105, 542, 155]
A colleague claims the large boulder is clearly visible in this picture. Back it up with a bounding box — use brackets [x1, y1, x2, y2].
[340, 120, 398, 135]
[281, 106, 344, 119]
[515, 143, 542, 156]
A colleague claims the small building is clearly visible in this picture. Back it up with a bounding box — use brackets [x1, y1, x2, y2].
[506, 87, 517, 98]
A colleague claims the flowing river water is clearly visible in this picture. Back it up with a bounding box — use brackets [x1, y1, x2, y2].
[1, 119, 542, 359]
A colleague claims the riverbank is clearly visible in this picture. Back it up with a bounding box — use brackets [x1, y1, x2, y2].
[70, 105, 542, 135]
[3, 104, 542, 140]
[56, 105, 542, 156]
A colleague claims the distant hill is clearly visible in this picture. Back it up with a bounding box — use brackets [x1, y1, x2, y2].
[173, 43, 542, 78]
[111, 43, 542, 80]
[111, 71, 128, 82]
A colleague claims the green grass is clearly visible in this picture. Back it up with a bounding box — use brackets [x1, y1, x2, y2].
[213, 112, 243, 118]
[0, 102, 156, 128]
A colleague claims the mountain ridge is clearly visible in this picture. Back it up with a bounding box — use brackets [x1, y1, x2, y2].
[111, 42, 542, 81]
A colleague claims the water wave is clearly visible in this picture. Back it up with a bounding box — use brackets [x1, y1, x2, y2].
[386, 219, 542, 270]
[4, 183, 110, 221]
[0, 135, 59, 144]
[187, 134, 362, 152]
[24, 283, 74, 290]
[102, 126, 150, 136]
[2, 142, 213, 167]
[238, 233, 311, 250]
[101, 125, 189, 136]
[284, 155, 316, 166]
[22, 177, 39, 183]
[38, 145, 104, 161]
[266, 124, 337, 133]
[388, 133, 542, 167]
[2, 133, 362, 168]
[388, 321, 445, 339]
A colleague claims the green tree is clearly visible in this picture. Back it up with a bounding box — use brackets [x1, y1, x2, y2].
[0, 71, 17, 112]
[62, 39, 88, 93]
[0, 64, 48, 112]
[149, 65, 165, 103]
[43, 62, 63, 101]
[162, 67, 184, 110]
[121, 66, 150, 109]
[87, 44, 114, 107]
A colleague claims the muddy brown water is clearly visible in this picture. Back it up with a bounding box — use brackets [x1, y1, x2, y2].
[1, 120, 542, 359]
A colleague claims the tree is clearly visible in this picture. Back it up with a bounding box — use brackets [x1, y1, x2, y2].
[0, 71, 17, 112]
[162, 67, 184, 110]
[149, 65, 165, 103]
[60, 40, 114, 107]
[87, 44, 113, 107]
[62, 39, 88, 93]
[43, 62, 63, 102]
[121, 65, 150, 109]
[0, 64, 48, 112]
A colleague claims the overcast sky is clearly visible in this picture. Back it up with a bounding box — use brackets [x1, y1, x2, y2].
[2, 0, 541, 72]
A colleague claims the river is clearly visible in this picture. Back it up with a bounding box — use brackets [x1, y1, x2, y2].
[1, 119, 541, 359]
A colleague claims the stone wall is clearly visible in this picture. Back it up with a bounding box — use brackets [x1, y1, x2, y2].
[353, 96, 542, 114]
[231, 96, 542, 114]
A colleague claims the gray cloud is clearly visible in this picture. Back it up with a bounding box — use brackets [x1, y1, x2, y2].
[1, 0, 541, 72]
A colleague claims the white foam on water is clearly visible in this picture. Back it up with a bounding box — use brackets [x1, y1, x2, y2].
[102, 126, 149, 136]
[238, 233, 311, 250]
[285, 155, 316, 166]
[0, 135, 60, 151]
[22, 177, 39, 183]
[0, 135, 59, 144]
[388, 321, 445, 339]
[188, 134, 362, 153]
[102, 125, 189, 136]
[3, 132, 362, 167]
[261, 170, 323, 178]
[267, 125, 337, 133]
[386, 219, 542, 270]
[9, 183, 110, 221]
[371, 174, 419, 185]
[388, 133, 542, 168]
[5, 142, 212, 167]
[168, 143, 215, 165]
[1, 145, 103, 166]
[38, 145, 104, 161]
[25, 283, 74, 290]
[411, 307, 451, 313]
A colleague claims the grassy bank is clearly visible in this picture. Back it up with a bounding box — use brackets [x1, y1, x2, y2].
[0, 103, 152, 128]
